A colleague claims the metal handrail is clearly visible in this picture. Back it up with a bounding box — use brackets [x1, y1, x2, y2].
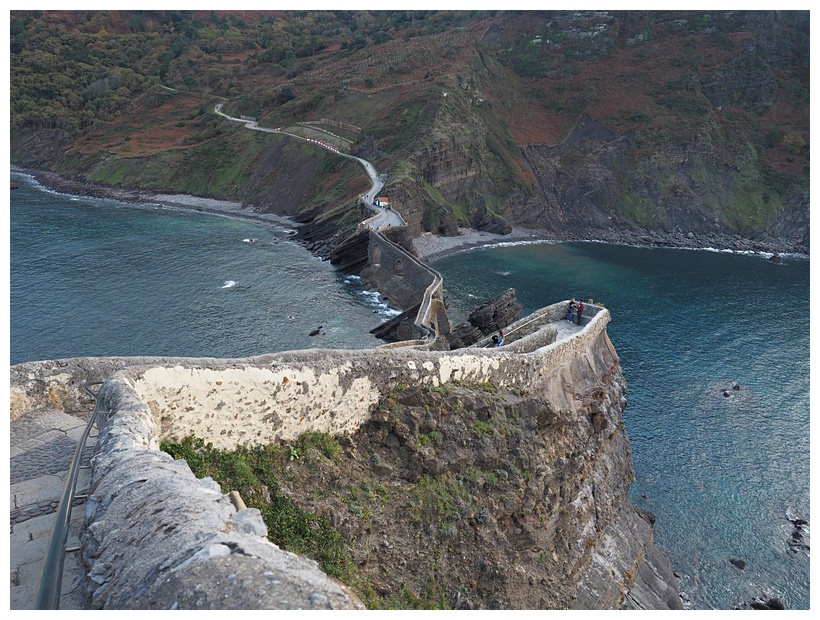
[35, 381, 105, 610]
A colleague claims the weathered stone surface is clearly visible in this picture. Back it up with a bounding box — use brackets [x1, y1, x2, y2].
[80, 380, 363, 610]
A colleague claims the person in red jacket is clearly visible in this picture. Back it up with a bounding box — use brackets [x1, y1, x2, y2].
[575, 300, 585, 325]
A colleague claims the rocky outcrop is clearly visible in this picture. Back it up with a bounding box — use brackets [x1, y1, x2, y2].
[328, 228, 371, 274]
[447, 288, 523, 349]
[10, 304, 681, 609]
[293, 203, 368, 261]
[467, 288, 523, 334]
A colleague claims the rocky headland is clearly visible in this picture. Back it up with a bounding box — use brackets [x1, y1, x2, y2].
[10, 302, 683, 609]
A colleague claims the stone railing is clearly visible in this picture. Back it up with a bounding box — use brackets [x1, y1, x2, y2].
[472, 302, 605, 351]
[81, 379, 364, 610]
[122, 302, 610, 450]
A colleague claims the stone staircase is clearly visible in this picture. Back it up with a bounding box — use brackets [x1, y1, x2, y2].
[10, 407, 95, 609]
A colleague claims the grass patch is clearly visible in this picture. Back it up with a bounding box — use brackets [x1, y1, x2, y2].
[160, 433, 353, 581]
[409, 472, 470, 527]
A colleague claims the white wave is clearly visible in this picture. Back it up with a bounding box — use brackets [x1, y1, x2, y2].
[358, 289, 402, 317]
[221, 280, 236, 288]
[376, 304, 402, 318]
[491, 239, 557, 250]
[358, 290, 381, 302]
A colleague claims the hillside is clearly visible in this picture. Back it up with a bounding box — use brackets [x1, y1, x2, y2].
[10, 10, 810, 252]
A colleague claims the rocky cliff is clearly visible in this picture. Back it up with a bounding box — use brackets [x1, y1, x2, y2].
[251, 350, 681, 609]
[9, 304, 682, 609]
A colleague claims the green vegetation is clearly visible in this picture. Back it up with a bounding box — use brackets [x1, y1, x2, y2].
[409, 472, 470, 527]
[418, 430, 445, 447]
[9, 10, 809, 240]
[472, 418, 495, 439]
[161, 433, 353, 581]
[503, 39, 552, 78]
[617, 189, 655, 227]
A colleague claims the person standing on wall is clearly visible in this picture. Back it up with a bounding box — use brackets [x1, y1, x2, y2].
[575, 299, 585, 325]
[567, 298, 577, 323]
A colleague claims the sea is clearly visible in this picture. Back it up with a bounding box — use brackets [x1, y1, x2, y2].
[8, 172, 811, 610]
[9, 172, 399, 364]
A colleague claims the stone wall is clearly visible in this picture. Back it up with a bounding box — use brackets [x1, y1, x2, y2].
[120, 303, 610, 450]
[8, 304, 681, 610]
[9, 303, 610, 451]
[359, 230, 444, 336]
[80, 379, 363, 610]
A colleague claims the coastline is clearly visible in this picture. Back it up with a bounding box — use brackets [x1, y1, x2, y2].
[11, 166, 300, 232]
[12, 166, 808, 262]
[413, 225, 809, 263]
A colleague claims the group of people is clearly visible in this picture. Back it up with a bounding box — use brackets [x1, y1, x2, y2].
[567, 298, 585, 325]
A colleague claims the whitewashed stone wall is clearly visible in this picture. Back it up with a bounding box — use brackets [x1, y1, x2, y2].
[120, 304, 611, 450]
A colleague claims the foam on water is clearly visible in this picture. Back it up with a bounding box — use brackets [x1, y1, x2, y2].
[10, 174, 388, 361]
[357, 289, 402, 318]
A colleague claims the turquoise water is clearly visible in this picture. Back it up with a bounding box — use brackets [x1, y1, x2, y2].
[9, 173, 397, 364]
[432, 241, 810, 610]
[10, 175, 810, 609]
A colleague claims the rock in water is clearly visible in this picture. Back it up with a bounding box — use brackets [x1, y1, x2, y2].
[467, 288, 523, 334]
[446, 288, 523, 349]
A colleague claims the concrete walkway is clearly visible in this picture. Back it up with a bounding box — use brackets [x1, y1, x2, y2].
[10, 408, 96, 610]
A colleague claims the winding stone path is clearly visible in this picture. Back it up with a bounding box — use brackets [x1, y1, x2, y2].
[10, 408, 96, 609]
[213, 103, 404, 229]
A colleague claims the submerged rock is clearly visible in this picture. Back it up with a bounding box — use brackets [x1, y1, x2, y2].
[729, 558, 746, 570]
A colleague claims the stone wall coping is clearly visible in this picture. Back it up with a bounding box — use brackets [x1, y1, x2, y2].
[80, 378, 364, 610]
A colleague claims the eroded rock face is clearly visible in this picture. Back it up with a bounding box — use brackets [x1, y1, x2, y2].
[244, 334, 680, 609]
[448, 288, 523, 349]
[10, 309, 681, 610]
[468, 288, 523, 334]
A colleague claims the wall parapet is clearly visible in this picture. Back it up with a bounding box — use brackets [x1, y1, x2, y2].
[117, 302, 611, 450]
[80, 378, 363, 610]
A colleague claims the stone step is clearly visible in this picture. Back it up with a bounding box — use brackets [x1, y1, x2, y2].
[10, 407, 96, 610]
